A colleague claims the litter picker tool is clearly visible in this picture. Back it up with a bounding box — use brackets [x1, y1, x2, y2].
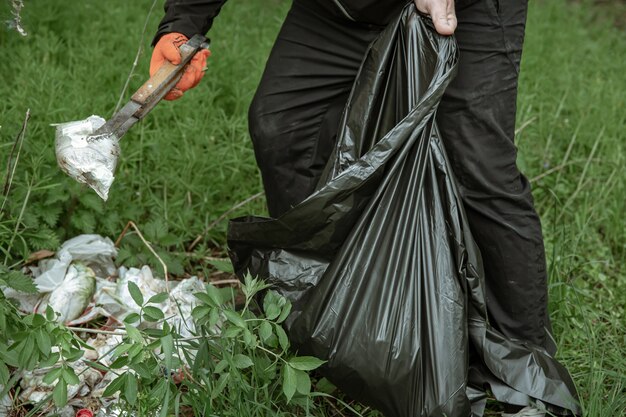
[55, 35, 209, 200]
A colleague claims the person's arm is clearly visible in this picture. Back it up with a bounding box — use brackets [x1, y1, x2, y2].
[153, 0, 229, 45]
[151, 0, 229, 100]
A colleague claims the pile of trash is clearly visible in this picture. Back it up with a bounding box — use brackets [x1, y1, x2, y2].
[1, 235, 211, 417]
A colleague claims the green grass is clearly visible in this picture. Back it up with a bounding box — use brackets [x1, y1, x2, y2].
[1, 0, 625, 415]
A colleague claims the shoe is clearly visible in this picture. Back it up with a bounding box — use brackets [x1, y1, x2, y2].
[501, 406, 546, 417]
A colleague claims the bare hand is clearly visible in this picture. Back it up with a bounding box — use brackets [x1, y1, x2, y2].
[414, 0, 457, 35]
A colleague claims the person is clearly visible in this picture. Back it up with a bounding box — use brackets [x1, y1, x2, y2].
[151, 1, 558, 415]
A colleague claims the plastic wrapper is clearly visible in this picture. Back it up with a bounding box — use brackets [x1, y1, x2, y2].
[36, 263, 97, 323]
[228, 6, 580, 417]
[54, 115, 120, 200]
[19, 359, 102, 405]
[33, 234, 117, 292]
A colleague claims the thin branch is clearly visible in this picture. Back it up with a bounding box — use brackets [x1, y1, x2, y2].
[114, 220, 133, 247]
[209, 279, 241, 286]
[529, 158, 603, 183]
[1, 109, 30, 215]
[187, 192, 264, 251]
[65, 327, 127, 336]
[514, 116, 536, 137]
[116, 221, 171, 290]
[113, 0, 160, 114]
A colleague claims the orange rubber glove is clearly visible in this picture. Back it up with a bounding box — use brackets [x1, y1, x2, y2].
[150, 33, 211, 101]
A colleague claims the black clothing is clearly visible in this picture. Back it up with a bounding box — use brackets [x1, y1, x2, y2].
[154, 0, 555, 356]
[153, 0, 227, 44]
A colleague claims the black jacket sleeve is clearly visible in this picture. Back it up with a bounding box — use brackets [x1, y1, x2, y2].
[152, 0, 229, 45]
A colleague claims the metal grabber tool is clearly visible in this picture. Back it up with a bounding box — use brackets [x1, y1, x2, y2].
[55, 35, 210, 200]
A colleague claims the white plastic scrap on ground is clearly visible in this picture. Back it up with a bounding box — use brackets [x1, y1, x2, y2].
[1, 234, 215, 416]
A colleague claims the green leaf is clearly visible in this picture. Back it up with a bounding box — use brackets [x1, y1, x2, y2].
[191, 305, 211, 322]
[259, 321, 273, 342]
[223, 309, 247, 329]
[103, 374, 126, 397]
[295, 369, 311, 395]
[42, 367, 63, 385]
[127, 281, 144, 307]
[0, 362, 9, 385]
[36, 330, 51, 355]
[277, 300, 292, 324]
[145, 220, 168, 241]
[63, 367, 80, 385]
[314, 377, 336, 394]
[45, 306, 56, 321]
[214, 359, 228, 374]
[196, 285, 223, 307]
[127, 343, 143, 360]
[243, 329, 257, 348]
[31, 314, 45, 327]
[3, 270, 37, 293]
[109, 356, 129, 369]
[39, 352, 60, 368]
[125, 373, 138, 405]
[288, 356, 325, 371]
[148, 292, 169, 304]
[143, 306, 165, 322]
[158, 380, 171, 417]
[232, 354, 254, 369]
[62, 348, 84, 362]
[112, 343, 133, 358]
[83, 360, 109, 373]
[265, 304, 280, 321]
[222, 327, 241, 339]
[131, 362, 152, 379]
[124, 313, 140, 324]
[211, 373, 229, 399]
[52, 379, 68, 407]
[161, 333, 174, 371]
[207, 259, 234, 273]
[274, 324, 289, 351]
[18, 336, 34, 366]
[125, 323, 143, 344]
[282, 365, 297, 403]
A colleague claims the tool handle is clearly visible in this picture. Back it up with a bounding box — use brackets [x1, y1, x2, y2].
[131, 35, 209, 118]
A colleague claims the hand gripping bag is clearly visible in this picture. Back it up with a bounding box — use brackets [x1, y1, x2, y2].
[228, 5, 580, 417]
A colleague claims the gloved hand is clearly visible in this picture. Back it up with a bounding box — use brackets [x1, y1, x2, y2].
[150, 32, 211, 101]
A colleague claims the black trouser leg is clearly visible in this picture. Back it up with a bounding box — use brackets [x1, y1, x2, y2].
[437, 0, 553, 351]
[248, 0, 382, 217]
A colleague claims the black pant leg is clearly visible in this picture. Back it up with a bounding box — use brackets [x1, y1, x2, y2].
[437, 0, 554, 351]
[248, 0, 381, 217]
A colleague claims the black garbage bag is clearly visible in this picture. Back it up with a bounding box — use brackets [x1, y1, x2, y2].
[228, 5, 580, 417]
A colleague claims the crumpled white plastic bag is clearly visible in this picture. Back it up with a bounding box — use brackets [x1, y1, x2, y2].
[54, 115, 120, 200]
[33, 234, 117, 292]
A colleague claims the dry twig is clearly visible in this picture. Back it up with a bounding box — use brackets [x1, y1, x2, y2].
[1, 109, 30, 214]
[113, 0, 159, 114]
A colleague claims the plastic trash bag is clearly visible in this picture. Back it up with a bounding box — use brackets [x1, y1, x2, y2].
[228, 5, 580, 417]
[54, 115, 120, 200]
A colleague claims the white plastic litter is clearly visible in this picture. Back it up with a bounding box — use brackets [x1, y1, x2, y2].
[33, 234, 117, 292]
[0, 387, 11, 417]
[19, 360, 102, 405]
[36, 263, 97, 323]
[2, 234, 224, 415]
[54, 115, 120, 200]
